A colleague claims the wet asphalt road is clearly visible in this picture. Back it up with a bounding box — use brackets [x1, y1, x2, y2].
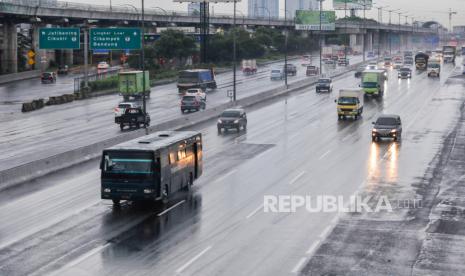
[0, 56, 363, 171]
[0, 60, 463, 275]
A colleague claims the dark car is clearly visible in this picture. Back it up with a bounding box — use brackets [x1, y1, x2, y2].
[316, 78, 333, 93]
[338, 58, 349, 66]
[372, 114, 402, 142]
[41, 72, 56, 83]
[306, 65, 319, 76]
[284, 64, 297, 76]
[57, 65, 69, 75]
[181, 95, 205, 113]
[217, 108, 247, 133]
[398, 67, 412, 79]
[116, 107, 150, 130]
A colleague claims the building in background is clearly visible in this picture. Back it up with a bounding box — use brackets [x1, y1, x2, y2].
[188, 2, 201, 16]
[287, 0, 319, 19]
[248, 0, 279, 19]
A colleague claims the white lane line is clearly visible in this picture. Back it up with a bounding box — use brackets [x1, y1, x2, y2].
[319, 225, 333, 239]
[341, 136, 350, 142]
[214, 169, 238, 184]
[289, 132, 300, 141]
[157, 200, 185, 217]
[330, 215, 339, 225]
[305, 240, 321, 255]
[289, 171, 306, 185]
[291, 257, 307, 274]
[318, 150, 331, 160]
[175, 246, 212, 274]
[49, 243, 111, 276]
[246, 204, 264, 219]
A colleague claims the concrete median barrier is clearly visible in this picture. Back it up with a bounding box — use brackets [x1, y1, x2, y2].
[1, 59, 371, 191]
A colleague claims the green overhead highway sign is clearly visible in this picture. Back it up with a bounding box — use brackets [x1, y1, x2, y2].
[39, 28, 80, 49]
[90, 28, 141, 50]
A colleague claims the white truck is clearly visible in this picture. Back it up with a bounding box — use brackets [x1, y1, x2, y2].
[335, 89, 364, 120]
[427, 58, 441, 78]
[322, 46, 333, 58]
[241, 59, 257, 75]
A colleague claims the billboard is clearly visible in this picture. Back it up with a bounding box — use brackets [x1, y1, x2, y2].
[295, 10, 336, 31]
[333, 0, 372, 10]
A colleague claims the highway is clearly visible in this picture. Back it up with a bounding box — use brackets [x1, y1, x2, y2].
[0, 60, 463, 275]
[0, 55, 363, 172]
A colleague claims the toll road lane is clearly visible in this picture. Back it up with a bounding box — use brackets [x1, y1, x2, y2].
[0, 62, 461, 275]
[0, 55, 363, 173]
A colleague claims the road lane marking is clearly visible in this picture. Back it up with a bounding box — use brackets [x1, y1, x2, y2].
[330, 215, 339, 225]
[289, 171, 306, 185]
[157, 200, 185, 216]
[175, 246, 212, 274]
[305, 240, 321, 255]
[213, 169, 238, 184]
[319, 225, 333, 239]
[291, 257, 307, 273]
[246, 204, 264, 219]
[318, 150, 331, 160]
[49, 243, 111, 276]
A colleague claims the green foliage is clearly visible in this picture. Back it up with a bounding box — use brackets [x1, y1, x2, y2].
[153, 30, 197, 60]
[83, 76, 119, 92]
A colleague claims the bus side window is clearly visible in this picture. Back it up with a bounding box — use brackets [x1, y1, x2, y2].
[178, 149, 186, 160]
[169, 152, 176, 165]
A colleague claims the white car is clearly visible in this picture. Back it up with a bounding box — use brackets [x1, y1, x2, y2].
[185, 88, 207, 101]
[97, 61, 110, 70]
[114, 102, 140, 117]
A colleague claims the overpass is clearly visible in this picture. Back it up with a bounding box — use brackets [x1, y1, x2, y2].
[1, 0, 438, 73]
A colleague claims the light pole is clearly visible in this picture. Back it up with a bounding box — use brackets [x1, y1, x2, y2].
[397, 11, 404, 52]
[233, 0, 237, 101]
[281, 8, 291, 88]
[141, 0, 148, 133]
[318, 0, 325, 76]
[344, 0, 347, 61]
[387, 9, 400, 55]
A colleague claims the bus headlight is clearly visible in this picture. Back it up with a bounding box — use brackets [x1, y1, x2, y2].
[217, 119, 222, 124]
[103, 188, 111, 193]
[144, 189, 154, 194]
[234, 119, 239, 124]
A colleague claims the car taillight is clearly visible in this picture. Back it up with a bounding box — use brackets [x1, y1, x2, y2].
[114, 107, 119, 113]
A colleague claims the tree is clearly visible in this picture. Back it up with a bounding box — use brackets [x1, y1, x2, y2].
[154, 30, 197, 61]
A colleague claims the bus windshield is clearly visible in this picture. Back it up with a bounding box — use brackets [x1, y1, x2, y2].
[102, 151, 154, 178]
[362, 82, 378, 88]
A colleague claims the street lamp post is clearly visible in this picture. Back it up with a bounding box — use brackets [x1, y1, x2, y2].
[397, 12, 403, 52]
[363, 0, 366, 62]
[282, 7, 290, 88]
[233, 0, 237, 101]
[318, 0, 324, 76]
[141, 0, 148, 133]
[345, 0, 347, 62]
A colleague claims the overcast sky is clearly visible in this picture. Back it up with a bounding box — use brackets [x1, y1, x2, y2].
[72, 0, 465, 28]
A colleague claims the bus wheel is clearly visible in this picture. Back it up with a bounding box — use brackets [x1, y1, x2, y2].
[120, 124, 124, 131]
[112, 199, 120, 205]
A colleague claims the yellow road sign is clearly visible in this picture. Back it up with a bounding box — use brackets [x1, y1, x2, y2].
[27, 50, 35, 58]
[28, 58, 35, 65]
